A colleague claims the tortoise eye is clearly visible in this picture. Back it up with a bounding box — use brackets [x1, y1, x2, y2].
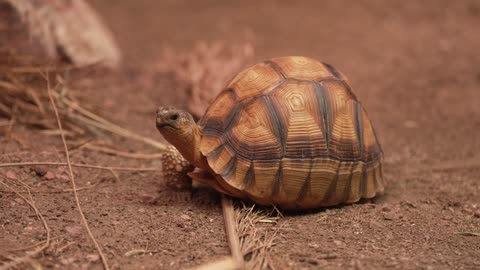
[169, 113, 179, 121]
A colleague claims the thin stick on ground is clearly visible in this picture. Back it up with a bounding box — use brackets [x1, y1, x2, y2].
[0, 161, 161, 172]
[54, 92, 166, 151]
[221, 195, 244, 267]
[83, 144, 164, 159]
[46, 73, 110, 270]
[0, 180, 50, 270]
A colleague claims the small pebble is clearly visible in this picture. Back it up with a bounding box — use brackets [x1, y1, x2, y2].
[14, 198, 24, 204]
[31, 166, 47, 176]
[319, 253, 337, 259]
[404, 120, 418, 128]
[180, 214, 191, 221]
[383, 212, 397, 220]
[474, 210, 480, 218]
[139, 194, 155, 203]
[333, 240, 345, 247]
[5, 171, 17, 180]
[44, 171, 55, 180]
[86, 254, 100, 262]
[65, 225, 83, 236]
[381, 205, 392, 212]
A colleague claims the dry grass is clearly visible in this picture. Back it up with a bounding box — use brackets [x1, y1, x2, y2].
[235, 204, 283, 270]
[0, 57, 166, 151]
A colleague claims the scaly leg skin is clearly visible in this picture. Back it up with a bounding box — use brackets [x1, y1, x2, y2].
[155, 145, 226, 205]
[161, 145, 194, 190]
[147, 145, 194, 205]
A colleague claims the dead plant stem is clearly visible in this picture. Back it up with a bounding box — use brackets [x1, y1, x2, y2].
[46, 74, 110, 270]
[0, 161, 161, 172]
[221, 195, 244, 267]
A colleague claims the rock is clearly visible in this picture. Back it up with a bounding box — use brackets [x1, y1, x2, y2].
[474, 210, 480, 218]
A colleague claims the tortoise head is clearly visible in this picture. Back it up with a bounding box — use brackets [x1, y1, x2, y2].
[156, 106, 205, 169]
[156, 107, 194, 134]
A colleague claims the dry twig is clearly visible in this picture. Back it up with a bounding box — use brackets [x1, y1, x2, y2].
[82, 144, 164, 159]
[0, 161, 161, 172]
[46, 72, 110, 270]
[454, 232, 480, 237]
[123, 248, 174, 257]
[191, 257, 242, 270]
[221, 195, 244, 267]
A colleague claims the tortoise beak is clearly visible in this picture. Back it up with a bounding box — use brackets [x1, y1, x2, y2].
[156, 107, 180, 130]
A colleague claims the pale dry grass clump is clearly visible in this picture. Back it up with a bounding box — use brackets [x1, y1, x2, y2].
[0, 57, 165, 151]
[235, 204, 283, 270]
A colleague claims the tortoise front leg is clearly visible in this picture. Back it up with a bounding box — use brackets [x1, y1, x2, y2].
[188, 168, 232, 195]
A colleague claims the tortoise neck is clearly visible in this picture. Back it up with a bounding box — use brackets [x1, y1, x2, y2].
[191, 125, 209, 170]
[168, 124, 208, 171]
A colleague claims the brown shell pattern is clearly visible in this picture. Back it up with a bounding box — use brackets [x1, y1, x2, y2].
[198, 56, 384, 209]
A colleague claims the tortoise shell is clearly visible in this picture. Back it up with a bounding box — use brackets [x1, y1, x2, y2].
[198, 56, 384, 209]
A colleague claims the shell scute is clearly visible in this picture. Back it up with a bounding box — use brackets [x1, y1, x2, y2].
[271, 56, 333, 81]
[228, 62, 283, 100]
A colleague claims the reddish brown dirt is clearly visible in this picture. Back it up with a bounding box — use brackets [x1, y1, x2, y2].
[2, 0, 480, 269]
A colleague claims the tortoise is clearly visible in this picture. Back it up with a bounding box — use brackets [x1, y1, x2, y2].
[156, 56, 384, 210]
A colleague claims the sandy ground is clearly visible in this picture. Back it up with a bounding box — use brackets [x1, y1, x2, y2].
[1, 0, 480, 269]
